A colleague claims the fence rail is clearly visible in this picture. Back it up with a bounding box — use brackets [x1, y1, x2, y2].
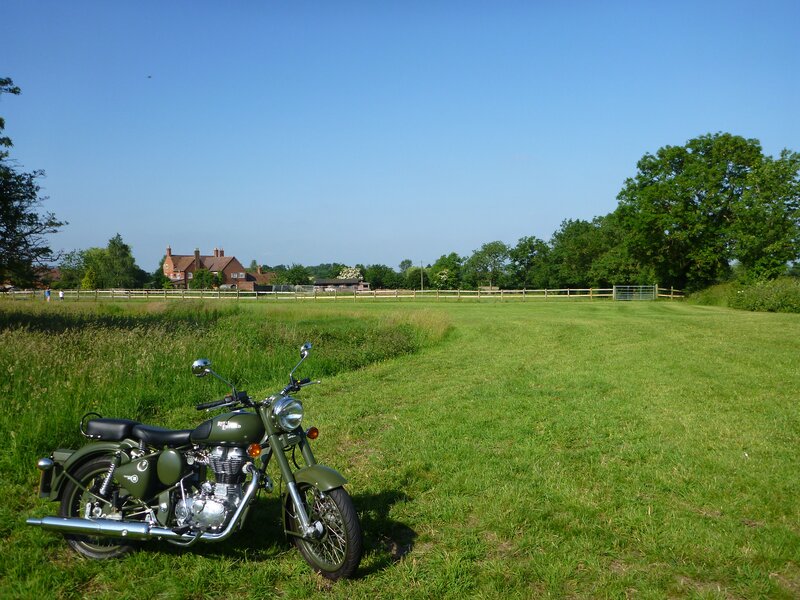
[3, 287, 684, 303]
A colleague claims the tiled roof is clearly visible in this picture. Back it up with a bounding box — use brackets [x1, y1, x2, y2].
[169, 255, 237, 272]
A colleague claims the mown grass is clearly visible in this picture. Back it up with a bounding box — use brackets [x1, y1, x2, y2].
[2, 299, 799, 598]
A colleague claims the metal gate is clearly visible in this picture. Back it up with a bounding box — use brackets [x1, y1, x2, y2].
[613, 285, 657, 301]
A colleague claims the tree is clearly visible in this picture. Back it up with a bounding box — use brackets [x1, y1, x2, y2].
[307, 263, 346, 279]
[55, 250, 86, 289]
[0, 78, 65, 286]
[55, 235, 147, 289]
[282, 263, 312, 285]
[149, 255, 171, 289]
[0, 167, 65, 286]
[429, 253, 463, 289]
[403, 266, 429, 290]
[547, 219, 607, 288]
[508, 236, 551, 289]
[101, 234, 142, 288]
[0, 77, 21, 158]
[730, 150, 800, 280]
[81, 266, 98, 290]
[363, 264, 401, 289]
[463, 241, 509, 288]
[398, 259, 413, 273]
[615, 133, 799, 289]
[188, 268, 219, 289]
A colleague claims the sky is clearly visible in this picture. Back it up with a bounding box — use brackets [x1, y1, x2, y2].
[3, 1, 799, 272]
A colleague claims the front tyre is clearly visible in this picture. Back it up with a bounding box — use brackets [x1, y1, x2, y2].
[58, 456, 136, 559]
[287, 484, 363, 580]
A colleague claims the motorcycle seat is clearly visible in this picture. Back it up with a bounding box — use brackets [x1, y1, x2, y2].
[85, 418, 140, 441]
[132, 424, 193, 447]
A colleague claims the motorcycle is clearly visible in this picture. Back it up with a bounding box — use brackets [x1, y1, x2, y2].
[26, 343, 363, 580]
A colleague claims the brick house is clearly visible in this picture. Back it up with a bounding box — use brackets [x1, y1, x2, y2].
[162, 247, 275, 290]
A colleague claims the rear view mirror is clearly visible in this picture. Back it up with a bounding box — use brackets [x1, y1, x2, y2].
[191, 358, 211, 377]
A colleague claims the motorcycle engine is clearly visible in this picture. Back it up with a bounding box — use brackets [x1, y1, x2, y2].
[175, 446, 247, 532]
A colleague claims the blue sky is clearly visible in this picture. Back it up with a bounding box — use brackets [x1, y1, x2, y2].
[4, 1, 799, 272]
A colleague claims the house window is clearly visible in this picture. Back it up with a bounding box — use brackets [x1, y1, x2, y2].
[231, 272, 238, 279]
[239, 272, 245, 279]
[187, 272, 193, 279]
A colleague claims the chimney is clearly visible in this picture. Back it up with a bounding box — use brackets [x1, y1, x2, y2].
[194, 248, 200, 270]
[219, 248, 224, 257]
[213, 247, 219, 258]
[166, 245, 172, 257]
[257, 266, 262, 275]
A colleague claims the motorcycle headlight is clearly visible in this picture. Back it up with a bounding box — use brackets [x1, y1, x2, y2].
[272, 396, 304, 432]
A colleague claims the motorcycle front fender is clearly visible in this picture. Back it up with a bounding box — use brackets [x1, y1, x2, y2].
[292, 464, 348, 492]
[45, 441, 135, 501]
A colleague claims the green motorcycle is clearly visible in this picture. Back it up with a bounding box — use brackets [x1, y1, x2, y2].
[27, 343, 363, 580]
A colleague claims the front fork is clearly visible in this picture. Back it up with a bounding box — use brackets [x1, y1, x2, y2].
[267, 433, 323, 539]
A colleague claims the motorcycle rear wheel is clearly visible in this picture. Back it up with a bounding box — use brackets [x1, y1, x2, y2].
[287, 484, 363, 580]
[59, 456, 136, 559]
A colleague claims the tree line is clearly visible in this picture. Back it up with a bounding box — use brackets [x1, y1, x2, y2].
[267, 133, 800, 293]
[2, 77, 799, 292]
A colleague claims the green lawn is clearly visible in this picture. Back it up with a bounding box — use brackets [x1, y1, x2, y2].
[2, 300, 799, 598]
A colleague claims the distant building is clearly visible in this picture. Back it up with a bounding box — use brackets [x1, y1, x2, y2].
[162, 247, 275, 290]
[313, 278, 370, 292]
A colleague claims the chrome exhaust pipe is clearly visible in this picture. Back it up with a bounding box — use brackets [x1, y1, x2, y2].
[25, 515, 171, 540]
[27, 469, 260, 544]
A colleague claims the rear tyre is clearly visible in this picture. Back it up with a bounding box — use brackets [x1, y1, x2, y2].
[59, 456, 136, 559]
[286, 485, 363, 580]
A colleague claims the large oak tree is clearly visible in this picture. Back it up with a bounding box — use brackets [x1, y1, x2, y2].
[615, 133, 800, 289]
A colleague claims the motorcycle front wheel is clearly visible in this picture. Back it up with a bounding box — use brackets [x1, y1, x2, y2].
[286, 484, 363, 580]
[58, 456, 136, 559]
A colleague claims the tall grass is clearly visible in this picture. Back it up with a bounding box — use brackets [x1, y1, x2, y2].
[0, 301, 448, 481]
[691, 278, 800, 313]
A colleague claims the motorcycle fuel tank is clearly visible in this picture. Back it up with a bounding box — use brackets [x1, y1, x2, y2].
[191, 411, 265, 445]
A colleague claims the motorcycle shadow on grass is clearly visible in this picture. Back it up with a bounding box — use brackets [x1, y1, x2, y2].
[150, 489, 417, 577]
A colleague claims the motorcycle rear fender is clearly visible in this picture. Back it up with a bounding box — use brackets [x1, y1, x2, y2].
[292, 464, 348, 492]
[44, 440, 135, 501]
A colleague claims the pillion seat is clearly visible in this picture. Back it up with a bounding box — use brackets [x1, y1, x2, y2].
[84, 418, 140, 441]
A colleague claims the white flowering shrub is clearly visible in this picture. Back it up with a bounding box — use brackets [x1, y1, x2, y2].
[337, 266, 363, 281]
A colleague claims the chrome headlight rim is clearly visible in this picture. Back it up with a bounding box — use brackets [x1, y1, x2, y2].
[272, 396, 304, 432]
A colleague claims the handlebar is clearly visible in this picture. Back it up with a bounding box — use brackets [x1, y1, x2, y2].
[196, 391, 250, 411]
[280, 378, 320, 395]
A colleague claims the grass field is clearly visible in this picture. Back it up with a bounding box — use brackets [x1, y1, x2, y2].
[2, 299, 799, 598]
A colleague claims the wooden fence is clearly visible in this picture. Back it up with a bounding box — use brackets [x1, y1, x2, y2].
[3, 287, 684, 303]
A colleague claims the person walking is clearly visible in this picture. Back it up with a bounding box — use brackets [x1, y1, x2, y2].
[44, 288, 51, 302]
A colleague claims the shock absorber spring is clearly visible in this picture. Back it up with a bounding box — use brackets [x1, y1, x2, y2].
[98, 452, 121, 498]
